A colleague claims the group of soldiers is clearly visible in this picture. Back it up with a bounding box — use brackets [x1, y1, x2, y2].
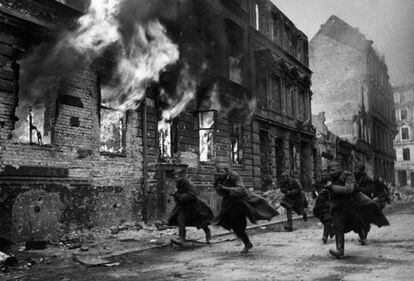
[167, 160, 390, 258]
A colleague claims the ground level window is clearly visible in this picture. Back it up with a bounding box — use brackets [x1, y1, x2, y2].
[100, 106, 126, 154]
[197, 110, 216, 162]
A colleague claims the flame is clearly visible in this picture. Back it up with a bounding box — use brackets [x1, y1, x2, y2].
[100, 109, 124, 153]
[103, 20, 179, 111]
[158, 118, 171, 157]
[199, 111, 215, 162]
[14, 0, 180, 145]
[12, 104, 51, 145]
[157, 63, 197, 157]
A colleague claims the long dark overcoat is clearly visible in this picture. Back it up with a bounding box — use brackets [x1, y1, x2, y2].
[328, 170, 389, 234]
[167, 178, 214, 228]
[355, 173, 388, 209]
[280, 178, 307, 215]
[213, 170, 279, 231]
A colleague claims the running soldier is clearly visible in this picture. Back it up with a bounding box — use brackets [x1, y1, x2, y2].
[213, 163, 279, 254]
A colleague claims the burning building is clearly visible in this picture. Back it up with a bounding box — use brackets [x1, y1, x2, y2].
[0, 0, 315, 242]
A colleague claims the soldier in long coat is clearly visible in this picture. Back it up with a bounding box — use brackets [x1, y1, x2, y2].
[213, 163, 279, 254]
[279, 171, 308, 231]
[168, 168, 214, 244]
[354, 162, 390, 244]
[324, 161, 389, 259]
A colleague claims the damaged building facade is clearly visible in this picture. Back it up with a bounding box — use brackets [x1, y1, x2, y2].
[310, 16, 396, 182]
[393, 83, 414, 187]
[0, 0, 314, 242]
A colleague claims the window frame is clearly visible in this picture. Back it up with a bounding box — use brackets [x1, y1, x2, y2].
[403, 147, 410, 161]
[157, 117, 178, 160]
[230, 120, 244, 164]
[99, 105, 127, 156]
[401, 127, 409, 140]
[195, 109, 217, 162]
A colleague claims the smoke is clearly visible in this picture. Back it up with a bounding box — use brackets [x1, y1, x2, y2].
[15, 0, 181, 142]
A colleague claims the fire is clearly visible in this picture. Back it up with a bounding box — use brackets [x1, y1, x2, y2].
[102, 20, 179, 112]
[100, 109, 124, 153]
[14, 0, 180, 145]
[199, 111, 215, 162]
[158, 63, 197, 158]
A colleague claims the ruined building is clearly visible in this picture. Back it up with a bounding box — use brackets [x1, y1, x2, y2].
[0, 0, 314, 242]
[310, 15, 396, 182]
[393, 83, 414, 187]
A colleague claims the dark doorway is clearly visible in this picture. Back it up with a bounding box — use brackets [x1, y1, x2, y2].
[260, 130, 272, 191]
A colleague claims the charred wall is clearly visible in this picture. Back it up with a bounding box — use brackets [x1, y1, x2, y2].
[0, 1, 143, 242]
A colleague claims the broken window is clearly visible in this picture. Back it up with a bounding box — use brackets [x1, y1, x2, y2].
[197, 110, 216, 162]
[12, 88, 56, 145]
[226, 20, 243, 85]
[158, 118, 178, 159]
[230, 121, 243, 164]
[100, 106, 126, 154]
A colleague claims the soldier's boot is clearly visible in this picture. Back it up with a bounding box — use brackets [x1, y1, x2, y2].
[177, 226, 186, 244]
[240, 232, 253, 254]
[329, 223, 335, 238]
[203, 226, 212, 244]
[284, 209, 294, 232]
[302, 210, 308, 222]
[322, 224, 330, 244]
[358, 229, 367, 245]
[329, 232, 345, 259]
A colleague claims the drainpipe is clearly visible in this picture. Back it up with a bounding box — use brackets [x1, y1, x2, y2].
[141, 98, 148, 222]
[250, 120, 255, 192]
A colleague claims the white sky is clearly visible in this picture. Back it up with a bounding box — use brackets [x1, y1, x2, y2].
[272, 0, 414, 85]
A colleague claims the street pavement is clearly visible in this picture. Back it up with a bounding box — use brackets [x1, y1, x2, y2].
[4, 203, 414, 281]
